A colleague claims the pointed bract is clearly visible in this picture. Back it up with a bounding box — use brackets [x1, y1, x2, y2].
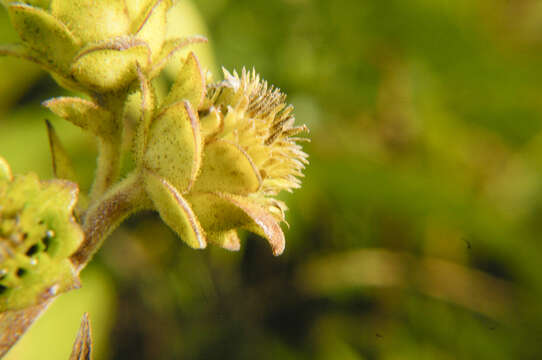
[134, 0, 172, 61]
[69, 313, 92, 360]
[187, 192, 284, 255]
[8, 3, 80, 69]
[125, 0, 155, 21]
[144, 172, 206, 249]
[150, 36, 208, 78]
[45, 120, 78, 182]
[144, 100, 202, 193]
[51, 0, 130, 43]
[163, 52, 205, 109]
[43, 97, 114, 139]
[218, 193, 285, 256]
[71, 41, 150, 92]
[133, 64, 156, 165]
[192, 140, 262, 195]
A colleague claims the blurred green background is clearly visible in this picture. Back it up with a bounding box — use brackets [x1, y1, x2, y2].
[2, 0, 542, 358]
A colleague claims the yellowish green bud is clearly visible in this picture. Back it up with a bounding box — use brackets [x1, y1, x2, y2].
[1, 0, 202, 93]
[138, 54, 308, 255]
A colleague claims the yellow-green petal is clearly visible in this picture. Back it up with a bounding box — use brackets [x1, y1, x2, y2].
[8, 3, 79, 69]
[144, 171, 206, 249]
[143, 100, 202, 193]
[162, 52, 205, 109]
[191, 140, 262, 195]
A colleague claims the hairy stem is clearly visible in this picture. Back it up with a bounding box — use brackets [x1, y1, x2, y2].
[71, 172, 150, 270]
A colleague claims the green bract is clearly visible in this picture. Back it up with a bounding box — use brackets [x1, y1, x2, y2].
[2, 0, 205, 93]
[138, 54, 309, 255]
[0, 157, 82, 311]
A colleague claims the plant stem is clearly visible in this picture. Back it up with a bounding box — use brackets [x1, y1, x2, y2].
[71, 172, 150, 271]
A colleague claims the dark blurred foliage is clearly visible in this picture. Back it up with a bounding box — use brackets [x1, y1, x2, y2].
[3, 0, 542, 359]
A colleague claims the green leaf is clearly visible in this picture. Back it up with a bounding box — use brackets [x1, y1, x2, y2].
[143, 100, 202, 193]
[144, 171, 206, 249]
[8, 3, 80, 69]
[191, 139, 262, 195]
[45, 120, 78, 182]
[43, 97, 114, 139]
[69, 313, 92, 360]
[162, 52, 205, 109]
[0, 162, 83, 311]
[71, 39, 150, 92]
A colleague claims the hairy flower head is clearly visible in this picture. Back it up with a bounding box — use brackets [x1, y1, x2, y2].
[139, 54, 308, 255]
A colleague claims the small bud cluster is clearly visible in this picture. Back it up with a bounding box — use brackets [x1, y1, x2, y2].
[0, 157, 82, 311]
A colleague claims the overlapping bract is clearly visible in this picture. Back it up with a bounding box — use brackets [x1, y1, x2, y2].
[0, 157, 82, 311]
[140, 53, 309, 255]
[1, 0, 205, 93]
